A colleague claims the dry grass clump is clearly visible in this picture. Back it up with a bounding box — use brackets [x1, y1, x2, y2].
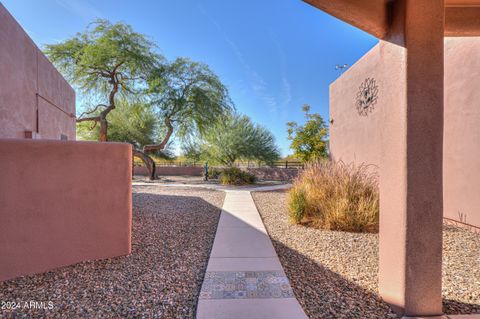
[288, 161, 379, 232]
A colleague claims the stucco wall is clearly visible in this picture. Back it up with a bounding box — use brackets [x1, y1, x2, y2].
[134, 165, 203, 176]
[134, 166, 301, 181]
[0, 139, 132, 281]
[330, 38, 480, 228]
[0, 3, 75, 140]
[245, 167, 300, 181]
[329, 44, 383, 167]
[443, 38, 480, 228]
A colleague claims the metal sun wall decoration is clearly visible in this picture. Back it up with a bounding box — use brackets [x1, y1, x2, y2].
[355, 78, 378, 116]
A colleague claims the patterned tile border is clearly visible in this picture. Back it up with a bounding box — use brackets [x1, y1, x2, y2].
[199, 271, 294, 300]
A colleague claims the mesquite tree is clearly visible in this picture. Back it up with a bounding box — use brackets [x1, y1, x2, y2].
[45, 19, 162, 179]
[143, 57, 233, 153]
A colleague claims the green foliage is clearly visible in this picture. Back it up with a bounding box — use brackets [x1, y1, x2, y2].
[45, 19, 160, 100]
[203, 113, 280, 166]
[76, 99, 159, 148]
[287, 104, 329, 163]
[288, 186, 307, 223]
[45, 19, 162, 143]
[181, 139, 204, 164]
[147, 57, 234, 143]
[208, 168, 223, 179]
[288, 161, 379, 233]
[219, 167, 256, 185]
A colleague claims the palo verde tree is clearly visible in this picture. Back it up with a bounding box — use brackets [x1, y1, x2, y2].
[181, 139, 204, 165]
[45, 19, 162, 179]
[203, 113, 280, 166]
[143, 57, 233, 154]
[287, 104, 329, 163]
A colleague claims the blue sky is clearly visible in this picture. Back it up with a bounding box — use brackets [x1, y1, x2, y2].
[2, 0, 378, 156]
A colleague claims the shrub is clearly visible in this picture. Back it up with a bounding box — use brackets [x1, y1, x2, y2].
[208, 168, 222, 179]
[288, 186, 307, 223]
[219, 167, 256, 185]
[288, 161, 379, 233]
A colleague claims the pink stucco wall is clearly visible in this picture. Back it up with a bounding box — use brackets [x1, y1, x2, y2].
[0, 139, 132, 282]
[443, 38, 480, 229]
[330, 44, 383, 167]
[134, 165, 204, 176]
[0, 3, 75, 140]
[0, 4, 134, 282]
[134, 166, 300, 180]
[330, 37, 480, 228]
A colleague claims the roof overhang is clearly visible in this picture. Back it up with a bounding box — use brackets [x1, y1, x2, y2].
[303, 0, 480, 38]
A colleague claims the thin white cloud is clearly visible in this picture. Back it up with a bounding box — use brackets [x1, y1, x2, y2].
[55, 0, 103, 21]
[269, 29, 292, 110]
[199, 2, 279, 116]
[281, 72, 292, 107]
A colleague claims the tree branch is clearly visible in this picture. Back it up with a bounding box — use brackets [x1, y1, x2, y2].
[77, 104, 108, 119]
[76, 116, 101, 123]
[143, 117, 174, 153]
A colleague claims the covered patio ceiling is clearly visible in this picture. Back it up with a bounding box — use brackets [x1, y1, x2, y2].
[303, 0, 480, 38]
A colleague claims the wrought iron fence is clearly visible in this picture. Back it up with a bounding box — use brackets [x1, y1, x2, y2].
[134, 158, 304, 169]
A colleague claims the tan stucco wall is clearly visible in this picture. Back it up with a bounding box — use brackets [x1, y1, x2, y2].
[134, 165, 204, 177]
[0, 3, 75, 140]
[330, 37, 480, 228]
[444, 37, 480, 228]
[0, 139, 132, 281]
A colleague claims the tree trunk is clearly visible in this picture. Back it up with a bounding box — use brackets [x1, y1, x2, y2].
[133, 149, 156, 180]
[143, 118, 174, 153]
[99, 118, 108, 142]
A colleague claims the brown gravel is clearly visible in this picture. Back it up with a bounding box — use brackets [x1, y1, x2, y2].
[0, 185, 225, 319]
[252, 190, 480, 319]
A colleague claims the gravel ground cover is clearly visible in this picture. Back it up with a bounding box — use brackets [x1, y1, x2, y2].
[252, 190, 480, 319]
[0, 186, 225, 319]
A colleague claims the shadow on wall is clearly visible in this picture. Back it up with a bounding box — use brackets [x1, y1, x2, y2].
[0, 191, 224, 319]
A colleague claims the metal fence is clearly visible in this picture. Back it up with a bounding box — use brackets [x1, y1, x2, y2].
[144, 160, 304, 169]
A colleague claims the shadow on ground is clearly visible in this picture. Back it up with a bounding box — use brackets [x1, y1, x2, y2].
[271, 238, 480, 319]
[271, 238, 396, 319]
[253, 190, 480, 319]
[0, 190, 225, 319]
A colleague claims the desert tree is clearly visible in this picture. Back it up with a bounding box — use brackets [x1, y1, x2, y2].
[181, 138, 204, 165]
[287, 104, 329, 163]
[45, 19, 162, 179]
[143, 57, 234, 154]
[203, 113, 280, 166]
[77, 98, 159, 148]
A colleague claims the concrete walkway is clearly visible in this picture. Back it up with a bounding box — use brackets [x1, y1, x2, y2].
[132, 181, 292, 192]
[196, 190, 308, 319]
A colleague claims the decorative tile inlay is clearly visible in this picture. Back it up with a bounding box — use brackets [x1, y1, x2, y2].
[200, 271, 294, 300]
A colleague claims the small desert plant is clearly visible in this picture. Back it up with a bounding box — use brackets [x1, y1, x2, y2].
[208, 168, 222, 179]
[219, 167, 256, 185]
[288, 186, 307, 223]
[288, 161, 379, 232]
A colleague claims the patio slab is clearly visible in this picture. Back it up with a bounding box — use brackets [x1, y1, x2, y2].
[217, 211, 265, 230]
[197, 190, 307, 319]
[197, 298, 308, 319]
[205, 257, 284, 272]
[210, 225, 274, 258]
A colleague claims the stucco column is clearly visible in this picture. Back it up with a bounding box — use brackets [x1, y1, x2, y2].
[379, 0, 444, 317]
